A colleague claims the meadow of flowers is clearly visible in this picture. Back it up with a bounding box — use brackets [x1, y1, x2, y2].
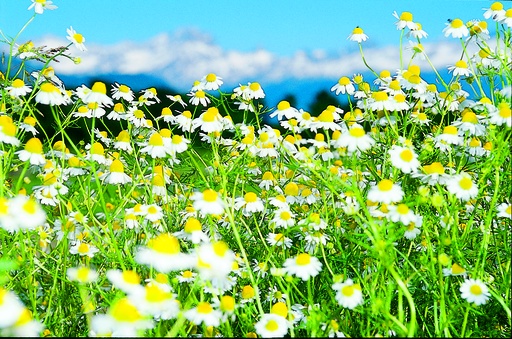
[0, 0, 511, 337]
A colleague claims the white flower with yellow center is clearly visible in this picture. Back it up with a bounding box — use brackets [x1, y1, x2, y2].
[16, 137, 46, 166]
[445, 172, 479, 201]
[191, 107, 224, 133]
[8, 195, 47, 231]
[201, 73, 223, 90]
[443, 18, 469, 38]
[6, 79, 32, 97]
[140, 132, 170, 158]
[82, 82, 113, 106]
[348, 26, 368, 43]
[367, 179, 404, 204]
[331, 76, 355, 95]
[0, 288, 26, 328]
[283, 253, 322, 281]
[332, 278, 363, 309]
[268, 100, 300, 121]
[135, 233, 194, 273]
[333, 123, 375, 155]
[66, 266, 99, 284]
[489, 102, 511, 127]
[128, 282, 180, 320]
[234, 191, 265, 215]
[188, 89, 210, 106]
[100, 159, 132, 185]
[66, 26, 87, 51]
[190, 188, 225, 216]
[184, 301, 222, 327]
[254, 313, 289, 338]
[388, 145, 420, 173]
[69, 241, 99, 258]
[392, 11, 418, 30]
[111, 82, 134, 101]
[460, 279, 491, 305]
[496, 202, 512, 219]
[28, 0, 57, 14]
[35, 82, 65, 106]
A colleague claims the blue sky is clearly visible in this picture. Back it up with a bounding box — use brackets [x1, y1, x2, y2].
[0, 0, 506, 108]
[1, 0, 497, 54]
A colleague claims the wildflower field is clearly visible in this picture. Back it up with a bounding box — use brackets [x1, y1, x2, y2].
[1, 1, 511, 337]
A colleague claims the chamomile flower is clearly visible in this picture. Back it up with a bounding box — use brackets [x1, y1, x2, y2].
[266, 232, 293, 248]
[69, 241, 99, 258]
[16, 137, 46, 166]
[483, 2, 506, 20]
[448, 60, 472, 77]
[283, 253, 322, 281]
[66, 26, 87, 51]
[5, 79, 32, 97]
[272, 208, 296, 229]
[28, 0, 57, 14]
[367, 179, 404, 204]
[445, 172, 479, 201]
[194, 241, 236, 282]
[443, 18, 469, 38]
[201, 73, 223, 90]
[128, 282, 180, 320]
[99, 159, 132, 184]
[234, 192, 265, 216]
[333, 123, 375, 155]
[496, 202, 512, 219]
[331, 76, 355, 95]
[407, 22, 428, 39]
[388, 145, 420, 173]
[7, 195, 47, 231]
[434, 125, 464, 151]
[188, 89, 210, 106]
[268, 100, 300, 121]
[460, 279, 490, 305]
[82, 82, 114, 107]
[387, 203, 419, 225]
[139, 132, 170, 158]
[348, 26, 369, 43]
[443, 263, 467, 277]
[489, 102, 511, 127]
[403, 217, 422, 240]
[332, 278, 364, 309]
[191, 107, 224, 133]
[135, 233, 195, 272]
[184, 302, 222, 327]
[35, 82, 65, 106]
[111, 83, 134, 101]
[190, 188, 225, 216]
[66, 266, 99, 284]
[173, 217, 209, 244]
[392, 11, 418, 30]
[104, 297, 153, 333]
[254, 313, 289, 338]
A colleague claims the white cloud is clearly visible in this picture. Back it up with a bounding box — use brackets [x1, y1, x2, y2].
[13, 28, 486, 92]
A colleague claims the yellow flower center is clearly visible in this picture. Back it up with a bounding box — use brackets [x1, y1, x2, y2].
[455, 60, 468, 69]
[202, 189, 218, 202]
[498, 103, 511, 118]
[318, 109, 334, 122]
[265, 320, 279, 331]
[244, 192, 258, 203]
[296, 253, 311, 266]
[424, 162, 445, 174]
[241, 285, 256, 299]
[461, 111, 478, 124]
[41, 82, 58, 93]
[12, 79, 25, 88]
[396, 204, 409, 215]
[377, 179, 394, 192]
[389, 80, 401, 91]
[459, 177, 473, 190]
[116, 130, 131, 142]
[352, 27, 364, 34]
[73, 33, 84, 43]
[338, 76, 351, 86]
[450, 19, 464, 28]
[109, 159, 124, 173]
[122, 270, 141, 284]
[451, 263, 466, 275]
[197, 301, 213, 314]
[184, 218, 202, 233]
[91, 82, 107, 94]
[212, 241, 229, 257]
[148, 233, 180, 254]
[77, 267, 91, 282]
[399, 149, 414, 162]
[25, 137, 43, 154]
[277, 101, 290, 111]
[90, 142, 104, 155]
[470, 284, 482, 295]
[271, 302, 288, 317]
[22, 198, 39, 215]
[194, 90, 206, 98]
[203, 107, 219, 122]
[400, 12, 413, 21]
[490, 2, 503, 11]
[443, 125, 458, 135]
[349, 127, 365, 138]
[148, 132, 164, 146]
[110, 298, 143, 322]
[249, 82, 261, 91]
[341, 285, 355, 297]
[205, 73, 217, 82]
[220, 295, 235, 312]
[145, 284, 170, 303]
[284, 182, 299, 196]
[372, 91, 389, 102]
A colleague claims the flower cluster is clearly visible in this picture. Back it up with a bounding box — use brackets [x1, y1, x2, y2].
[0, 1, 510, 338]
